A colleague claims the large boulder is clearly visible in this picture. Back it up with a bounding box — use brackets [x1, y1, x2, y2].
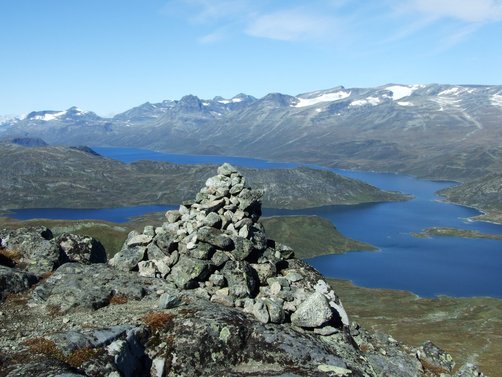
[0, 265, 38, 301]
[290, 292, 334, 328]
[56, 233, 106, 264]
[0, 227, 64, 275]
[32, 263, 172, 313]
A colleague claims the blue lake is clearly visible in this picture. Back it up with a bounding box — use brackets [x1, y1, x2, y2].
[6, 147, 502, 298]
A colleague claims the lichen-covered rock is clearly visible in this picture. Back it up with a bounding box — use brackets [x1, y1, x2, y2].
[31, 263, 172, 312]
[196, 226, 234, 250]
[0, 265, 38, 301]
[454, 363, 487, 377]
[56, 233, 106, 264]
[417, 340, 455, 374]
[0, 226, 64, 275]
[169, 255, 212, 289]
[108, 245, 146, 271]
[222, 260, 258, 298]
[291, 292, 334, 328]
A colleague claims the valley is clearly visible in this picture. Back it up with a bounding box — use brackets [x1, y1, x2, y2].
[2, 83, 500, 223]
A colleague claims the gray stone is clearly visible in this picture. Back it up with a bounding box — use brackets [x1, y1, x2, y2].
[285, 270, 304, 283]
[146, 243, 166, 260]
[137, 260, 158, 277]
[265, 298, 285, 324]
[208, 272, 226, 287]
[230, 235, 255, 261]
[251, 262, 276, 285]
[454, 363, 486, 377]
[270, 281, 282, 295]
[211, 289, 234, 307]
[290, 292, 334, 328]
[217, 163, 239, 176]
[188, 242, 215, 260]
[417, 340, 455, 374]
[211, 250, 229, 267]
[252, 300, 269, 324]
[229, 183, 244, 195]
[32, 263, 170, 312]
[165, 210, 181, 223]
[167, 250, 179, 267]
[203, 212, 222, 228]
[197, 226, 234, 250]
[267, 277, 290, 290]
[275, 243, 294, 259]
[222, 260, 258, 298]
[205, 176, 231, 190]
[153, 258, 171, 277]
[107, 327, 148, 377]
[313, 326, 339, 336]
[126, 234, 153, 247]
[0, 226, 63, 275]
[169, 255, 212, 289]
[109, 246, 146, 271]
[0, 265, 38, 301]
[200, 198, 225, 214]
[154, 233, 178, 254]
[56, 233, 106, 264]
[159, 292, 181, 309]
[143, 226, 156, 237]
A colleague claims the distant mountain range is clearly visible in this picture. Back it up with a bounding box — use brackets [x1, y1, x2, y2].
[1, 84, 501, 182]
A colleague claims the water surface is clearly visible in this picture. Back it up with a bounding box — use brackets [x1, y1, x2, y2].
[6, 147, 502, 297]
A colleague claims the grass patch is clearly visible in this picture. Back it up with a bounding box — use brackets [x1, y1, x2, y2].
[329, 279, 502, 376]
[261, 215, 375, 259]
[142, 311, 175, 331]
[24, 337, 104, 368]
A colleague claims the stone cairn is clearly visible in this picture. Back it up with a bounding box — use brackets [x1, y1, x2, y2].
[110, 163, 349, 330]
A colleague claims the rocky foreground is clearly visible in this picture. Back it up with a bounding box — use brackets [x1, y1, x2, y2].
[0, 164, 487, 376]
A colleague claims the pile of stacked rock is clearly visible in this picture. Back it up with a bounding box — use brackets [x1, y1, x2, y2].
[110, 163, 348, 330]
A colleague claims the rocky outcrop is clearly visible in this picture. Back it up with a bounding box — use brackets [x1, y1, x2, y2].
[109, 162, 349, 330]
[0, 164, 489, 376]
[0, 226, 106, 302]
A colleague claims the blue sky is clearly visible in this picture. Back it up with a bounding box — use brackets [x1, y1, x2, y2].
[1, 0, 502, 116]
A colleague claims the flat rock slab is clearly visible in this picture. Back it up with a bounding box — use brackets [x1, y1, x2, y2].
[32, 263, 173, 312]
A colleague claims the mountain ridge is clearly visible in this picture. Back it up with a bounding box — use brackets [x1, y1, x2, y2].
[1, 83, 500, 181]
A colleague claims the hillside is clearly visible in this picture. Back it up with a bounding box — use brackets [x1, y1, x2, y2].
[439, 174, 502, 223]
[0, 143, 406, 211]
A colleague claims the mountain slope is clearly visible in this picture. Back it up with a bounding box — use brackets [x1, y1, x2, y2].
[439, 174, 502, 223]
[0, 143, 406, 211]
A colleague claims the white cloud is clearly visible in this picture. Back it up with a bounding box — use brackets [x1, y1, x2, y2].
[401, 0, 502, 23]
[165, 1, 341, 43]
[163, 0, 252, 24]
[198, 30, 226, 44]
[245, 9, 337, 42]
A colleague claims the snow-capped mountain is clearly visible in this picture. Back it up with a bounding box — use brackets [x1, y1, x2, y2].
[24, 107, 102, 123]
[1, 84, 501, 180]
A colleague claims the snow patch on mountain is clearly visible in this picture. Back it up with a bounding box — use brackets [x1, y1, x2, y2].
[397, 101, 413, 106]
[490, 94, 502, 107]
[438, 87, 463, 96]
[294, 91, 351, 108]
[218, 98, 243, 104]
[31, 111, 67, 121]
[349, 96, 381, 107]
[385, 85, 422, 100]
